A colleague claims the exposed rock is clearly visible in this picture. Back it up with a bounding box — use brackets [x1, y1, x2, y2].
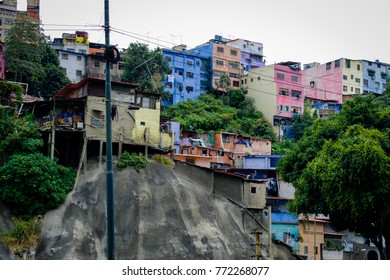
[35, 162, 261, 260]
[0, 201, 14, 260]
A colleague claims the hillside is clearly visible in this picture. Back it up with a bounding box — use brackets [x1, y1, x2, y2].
[34, 161, 259, 259]
[1, 160, 298, 260]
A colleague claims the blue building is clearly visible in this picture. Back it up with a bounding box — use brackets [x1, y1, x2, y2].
[162, 46, 211, 105]
[362, 59, 390, 95]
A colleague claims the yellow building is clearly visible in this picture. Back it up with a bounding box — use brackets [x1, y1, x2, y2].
[298, 215, 327, 260]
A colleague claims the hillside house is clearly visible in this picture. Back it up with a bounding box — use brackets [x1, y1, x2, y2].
[34, 78, 173, 166]
[174, 131, 271, 169]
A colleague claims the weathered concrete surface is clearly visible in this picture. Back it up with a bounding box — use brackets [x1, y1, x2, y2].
[35, 162, 260, 260]
[0, 201, 14, 260]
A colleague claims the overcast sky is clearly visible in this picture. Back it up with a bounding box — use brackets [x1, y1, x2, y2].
[32, 0, 390, 65]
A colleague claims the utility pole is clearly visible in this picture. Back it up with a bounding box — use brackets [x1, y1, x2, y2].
[104, 0, 115, 260]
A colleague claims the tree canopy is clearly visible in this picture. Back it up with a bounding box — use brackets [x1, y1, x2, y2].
[162, 92, 277, 141]
[277, 91, 390, 259]
[4, 13, 69, 98]
[0, 109, 74, 217]
[121, 42, 169, 94]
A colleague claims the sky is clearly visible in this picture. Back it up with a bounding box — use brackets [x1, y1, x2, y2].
[24, 0, 390, 65]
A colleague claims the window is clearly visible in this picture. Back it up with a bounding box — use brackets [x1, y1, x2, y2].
[357, 64, 361, 71]
[251, 187, 256, 194]
[77, 56, 82, 61]
[222, 134, 230, 143]
[229, 73, 240, 79]
[93, 61, 100, 68]
[230, 49, 237, 56]
[143, 97, 150, 108]
[351, 87, 354, 92]
[165, 83, 172, 89]
[216, 59, 224, 66]
[217, 46, 224, 53]
[291, 106, 301, 114]
[186, 59, 194, 66]
[185, 86, 194, 92]
[345, 59, 351, 68]
[343, 85, 348, 91]
[363, 79, 368, 86]
[228, 61, 239, 69]
[277, 73, 284, 80]
[381, 73, 387, 79]
[61, 53, 68, 60]
[375, 82, 380, 89]
[335, 59, 341, 68]
[165, 56, 172, 61]
[196, 60, 200, 66]
[91, 113, 104, 128]
[304, 246, 308, 255]
[213, 71, 224, 78]
[368, 69, 375, 77]
[186, 72, 194, 78]
[377, 63, 381, 69]
[175, 68, 184, 76]
[291, 90, 302, 98]
[355, 88, 360, 94]
[4, 18, 13, 25]
[351, 74, 354, 79]
[79, 49, 86, 54]
[76, 70, 82, 76]
[232, 81, 240, 87]
[343, 75, 347, 80]
[279, 88, 289, 96]
[291, 75, 299, 82]
[355, 78, 360, 83]
[278, 104, 289, 112]
[67, 48, 75, 52]
[326, 62, 332, 70]
[200, 73, 208, 79]
[257, 76, 261, 81]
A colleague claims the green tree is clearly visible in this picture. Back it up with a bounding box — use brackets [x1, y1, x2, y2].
[4, 14, 69, 98]
[290, 102, 317, 141]
[0, 153, 75, 217]
[163, 93, 276, 140]
[214, 73, 231, 96]
[277, 92, 390, 259]
[35, 45, 70, 98]
[0, 113, 43, 164]
[121, 42, 169, 93]
[4, 13, 44, 84]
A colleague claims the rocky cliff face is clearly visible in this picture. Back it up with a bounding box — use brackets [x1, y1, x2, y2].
[0, 201, 14, 260]
[34, 162, 261, 260]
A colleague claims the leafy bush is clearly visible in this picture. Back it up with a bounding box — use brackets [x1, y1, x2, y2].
[0, 153, 75, 217]
[152, 154, 175, 169]
[0, 218, 39, 257]
[117, 151, 148, 172]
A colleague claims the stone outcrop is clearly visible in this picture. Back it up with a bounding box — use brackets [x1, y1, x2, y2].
[35, 162, 261, 259]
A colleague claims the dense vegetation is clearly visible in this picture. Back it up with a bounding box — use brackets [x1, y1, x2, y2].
[4, 13, 69, 98]
[117, 151, 148, 172]
[162, 92, 277, 141]
[277, 90, 390, 259]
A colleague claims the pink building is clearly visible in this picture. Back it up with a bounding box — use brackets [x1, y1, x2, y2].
[274, 62, 305, 121]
